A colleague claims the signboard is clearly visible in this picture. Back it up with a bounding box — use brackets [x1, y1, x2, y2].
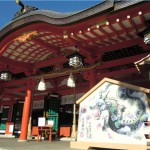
[61, 93, 84, 105]
[33, 100, 44, 110]
[77, 82, 150, 143]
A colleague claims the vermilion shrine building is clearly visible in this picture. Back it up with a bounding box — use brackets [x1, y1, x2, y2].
[0, 0, 149, 142]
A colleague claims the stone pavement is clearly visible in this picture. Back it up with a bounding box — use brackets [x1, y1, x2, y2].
[0, 138, 125, 150]
[0, 138, 78, 150]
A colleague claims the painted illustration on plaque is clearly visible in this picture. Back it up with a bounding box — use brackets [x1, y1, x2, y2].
[77, 82, 150, 143]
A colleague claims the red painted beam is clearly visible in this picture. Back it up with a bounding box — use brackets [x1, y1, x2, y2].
[0, 40, 14, 55]
[97, 67, 137, 79]
[0, 23, 63, 58]
[0, 100, 15, 106]
[57, 87, 88, 96]
[66, 36, 92, 57]
[31, 38, 60, 53]
[0, 56, 33, 72]
[3, 93, 24, 99]
[139, 42, 150, 51]
[98, 53, 150, 70]
[5, 87, 27, 93]
[3, 78, 31, 87]
[34, 56, 68, 69]
[95, 38, 143, 53]
[113, 73, 145, 82]
[57, 82, 88, 90]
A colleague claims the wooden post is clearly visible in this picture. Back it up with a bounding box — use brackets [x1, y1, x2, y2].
[19, 89, 32, 141]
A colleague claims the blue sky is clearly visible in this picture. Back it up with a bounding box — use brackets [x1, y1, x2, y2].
[0, 0, 101, 29]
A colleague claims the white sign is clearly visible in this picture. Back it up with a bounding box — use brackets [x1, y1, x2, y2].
[47, 120, 54, 126]
[38, 117, 46, 127]
[9, 125, 14, 133]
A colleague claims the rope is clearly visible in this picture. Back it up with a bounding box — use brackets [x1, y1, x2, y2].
[33, 62, 100, 80]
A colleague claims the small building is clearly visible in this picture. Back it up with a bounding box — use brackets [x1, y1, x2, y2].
[71, 78, 150, 150]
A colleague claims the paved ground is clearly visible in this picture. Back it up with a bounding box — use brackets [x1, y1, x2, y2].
[0, 137, 123, 150]
[0, 138, 78, 150]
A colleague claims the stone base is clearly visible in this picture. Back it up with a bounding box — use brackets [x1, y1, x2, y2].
[0, 134, 15, 138]
[60, 137, 71, 141]
[18, 139, 28, 142]
[70, 141, 148, 150]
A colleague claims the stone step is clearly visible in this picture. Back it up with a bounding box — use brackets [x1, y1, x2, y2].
[0, 134, 15, 138]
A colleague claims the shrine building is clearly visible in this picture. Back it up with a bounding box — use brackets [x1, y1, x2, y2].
[0, 0, 149, 144]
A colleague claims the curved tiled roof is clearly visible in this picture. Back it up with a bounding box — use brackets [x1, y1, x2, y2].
[10, 0, 145, 23]
[0, 0, 149, 88]
[13, 9, 81, 20]
[114, 0, 144, 10]
[0, 0, 145, 39]
[9, 1, 114, 24]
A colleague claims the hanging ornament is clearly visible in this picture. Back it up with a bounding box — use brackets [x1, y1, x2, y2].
[37, 76, 46, 91]
[67, 72, 76, 88]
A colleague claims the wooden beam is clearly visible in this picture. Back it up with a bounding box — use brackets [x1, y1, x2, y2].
[5, 87, 27, 93]
[34, 56, 68, 69]
[3, 78, 30, 87]
[57, 86, 88, 96]
[97, 67, 137, 79]
[4, 93, 24, 99]
[98, 53, 150, 69]
[31, 38, 60, 53]
[65, 36, 92, 57]
[95, 38, 143, 53]
[0, 56, 33, 71]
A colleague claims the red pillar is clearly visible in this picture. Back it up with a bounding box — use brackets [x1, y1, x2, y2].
[19, 89, 32, 141]
[89, 69, 97, 89]
[83, 69, 97, 90]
